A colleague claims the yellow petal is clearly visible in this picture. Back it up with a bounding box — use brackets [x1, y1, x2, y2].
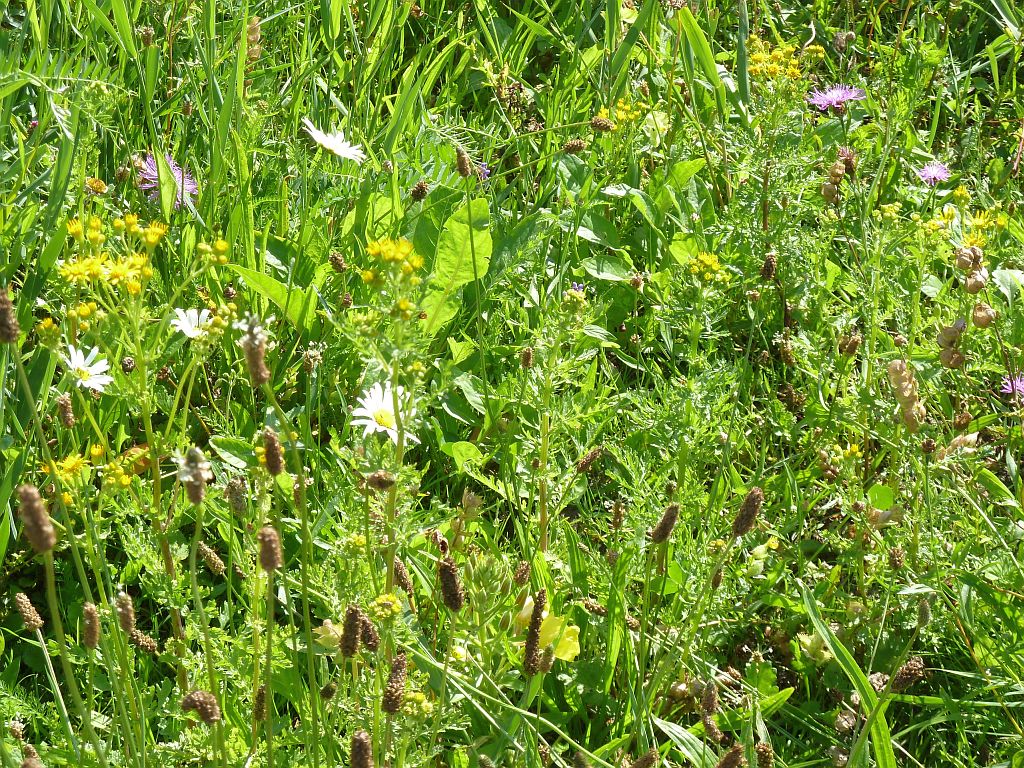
[553, 625, 580, 661]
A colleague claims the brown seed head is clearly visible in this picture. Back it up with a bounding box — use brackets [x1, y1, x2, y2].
[393, 556, 414, 596]
[224, 476, 247, 514]
[573, 752, 591, 768]
[760, 253, 777, 281]
[716, 744, 746, 768]
[438, 556, 464, 612]
[129, 629, 159, 654]
[754, 743, 774, 768]
[115, 592, 136, 631]
[520, 346, 534, 369]
[892, 656, 926, 692]
[262, 427, 284, 476]
[56, 394, 75, 428]
[561, 138, 588, 154]
[15, 593, 43, 631]
[512, 559, 531, 586]
[523, 588, 546, 676]
[630, 749, 659, 768]
[366, 470, 396, 492]
[0, 287, 21, 344]
[382, 651, 408, 713]
[576, 445, 603, 474]
[410, 180, 430, 201]
[9, 720, 25, 741]
[650, 503, 680, 544]
[238, 313, 271, 386]
[732, 487, 764, 538]
[17, 485, 55, 554]
[319, 681, 337, 701]
[121, 356, 136, 374]
[258, 525, 283, 571]
[340, 604, 362, 657]
[254, 684, 268, 720]
[329, 252, 347, 273]
[181, 689, 221, 724]
[456, 147, 473, 178]
[82, 602, 100, 649]
[198, 541, 226, 576]
[350, 730, 374, 768]
[590, 116, 615, 132]
[360, 614, 380, 652]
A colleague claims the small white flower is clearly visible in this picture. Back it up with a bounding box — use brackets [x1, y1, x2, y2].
[302, 118, 367, 164]
[174, 447, 213, 484]
[351, 382, 418, 445]
[64, 345, 114, 393]
[170, 308, 212, 339]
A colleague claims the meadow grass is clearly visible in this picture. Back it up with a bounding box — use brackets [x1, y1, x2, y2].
[2, 0, 1024, 766]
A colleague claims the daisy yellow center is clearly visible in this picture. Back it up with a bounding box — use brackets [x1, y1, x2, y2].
[75, 367, 91, 381]
[373, 408, 395, 429]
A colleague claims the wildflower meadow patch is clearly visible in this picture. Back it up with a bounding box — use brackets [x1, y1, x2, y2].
[2, 1, 1024, 767]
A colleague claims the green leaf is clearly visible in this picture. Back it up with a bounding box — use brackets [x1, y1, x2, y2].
[210, 436, 255, 470]
[867, 484, 895, 510]
[654, 717, 715, 766]
[228, 264, 316, 331]
[442, 441, 482, 472]
[582, 253, 633, 282]
[421, 198, 492, 334]
[678, 8, 728, 121]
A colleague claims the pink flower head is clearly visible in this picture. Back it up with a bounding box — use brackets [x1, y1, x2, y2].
[915, 161, 950, 186]
[807, 85, 866, 112]
[136, 152, 198, 209]
[1001, 374, 1024, 398]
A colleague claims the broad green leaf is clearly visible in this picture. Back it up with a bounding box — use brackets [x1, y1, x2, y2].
[229, 264, 316, 331]
[421, 198, 492, 334]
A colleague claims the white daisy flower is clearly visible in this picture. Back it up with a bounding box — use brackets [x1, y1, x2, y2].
[64, 345, 114, 393]
[302, 118, 367, 164]
[170, 308, 213, 339]
[351, 382, 419, 445]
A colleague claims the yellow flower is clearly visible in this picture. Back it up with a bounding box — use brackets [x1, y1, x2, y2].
[67, 218, 84, 241]
[538, 614, 581, 661]
[85, 177, 108, 195]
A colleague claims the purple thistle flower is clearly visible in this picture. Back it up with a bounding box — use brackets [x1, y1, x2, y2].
[136, 152, 198, 209]
[477, 162, 491, 181]
[1000, 374, 1024, 397]
[915, 160, 950, 186]
[807, 84, 866, 112]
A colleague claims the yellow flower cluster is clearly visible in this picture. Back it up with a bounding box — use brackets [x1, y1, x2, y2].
[402, 690, 435, 718]
[41, 453, 90, 482]
[596, 99, 646, 132]
[748, 36, 803, 81]
[198, 239, 230, 265]
[362, 237, 424, 287]
[368, 593, 402, 621]
[689, 251, 731, 284]
[60, 214, 165, 295]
